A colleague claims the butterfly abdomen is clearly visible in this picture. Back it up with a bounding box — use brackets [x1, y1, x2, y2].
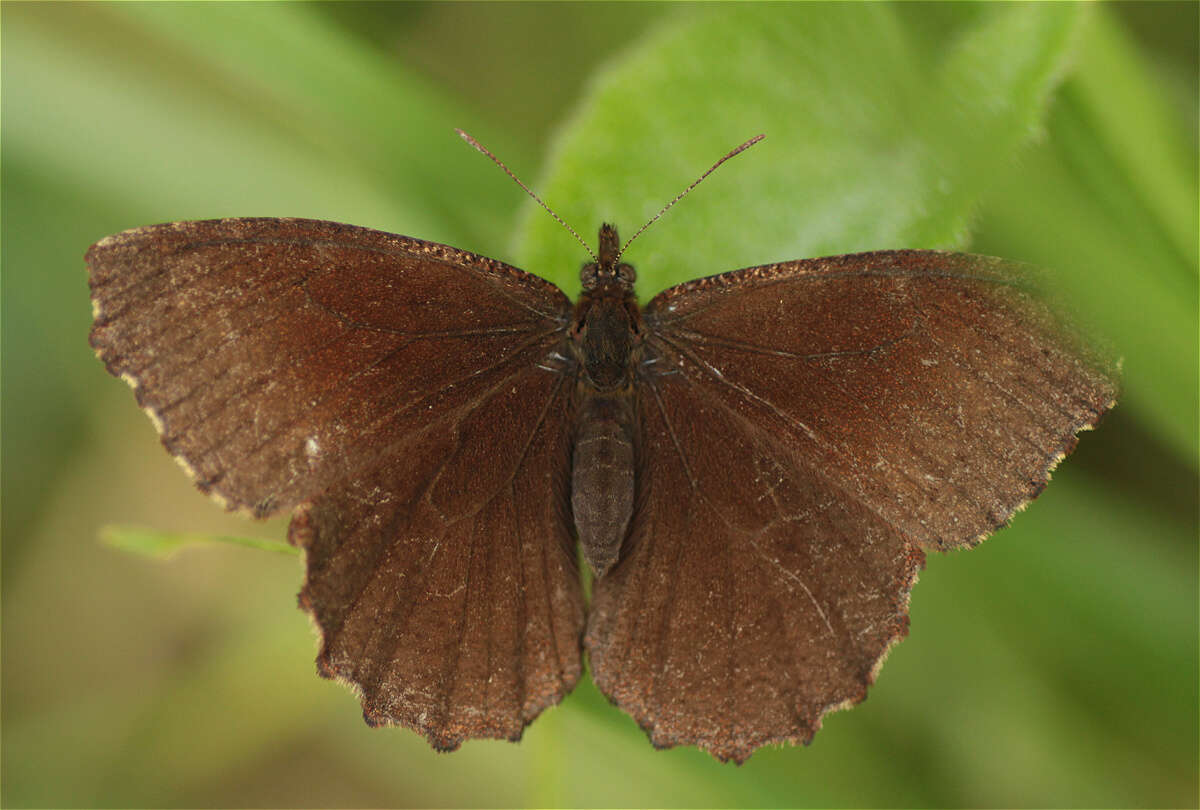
[571, 390, 637, 578]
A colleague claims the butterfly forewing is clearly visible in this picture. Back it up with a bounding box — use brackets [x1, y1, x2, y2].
[88, 218, 585, 746]
[640, 250, 1117, 550]
[88, 218, 572, 515]
[586, 249, 1116, 762]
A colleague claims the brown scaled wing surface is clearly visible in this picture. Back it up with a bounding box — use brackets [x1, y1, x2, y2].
[586, 250, 1117, 763]
[87, 218, 585, 749]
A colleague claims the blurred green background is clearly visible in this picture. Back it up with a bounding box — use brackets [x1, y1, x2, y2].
[3, 2, 1196, 807]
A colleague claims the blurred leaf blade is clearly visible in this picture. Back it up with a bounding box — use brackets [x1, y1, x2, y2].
[4, 2, 526, 250]
[100, 525, 298, 559]
[121, 2, 498, 237]
[975, 8, 1199, 463]
[1071, 8, 1199, 274]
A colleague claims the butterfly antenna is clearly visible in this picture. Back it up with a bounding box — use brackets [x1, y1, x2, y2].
[456, 128, 598, 263]
[616, 134, 765, 261]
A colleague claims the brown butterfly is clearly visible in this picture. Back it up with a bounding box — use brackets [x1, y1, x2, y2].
[86, 133, 1116, 763]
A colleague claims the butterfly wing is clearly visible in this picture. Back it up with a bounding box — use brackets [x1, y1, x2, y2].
[587, 250, 1117, 762]
[88, 218, 584, 747]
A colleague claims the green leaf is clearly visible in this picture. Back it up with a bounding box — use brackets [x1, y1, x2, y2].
[99, 525, 297, 558]
[516, 4, 1085, 298]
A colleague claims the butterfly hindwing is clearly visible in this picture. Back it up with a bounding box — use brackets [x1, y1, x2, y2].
[289, 357, 583, 747]
[587, 362, 922, 762]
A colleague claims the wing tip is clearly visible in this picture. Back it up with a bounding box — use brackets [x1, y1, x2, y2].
[931, 384, 1119, 553]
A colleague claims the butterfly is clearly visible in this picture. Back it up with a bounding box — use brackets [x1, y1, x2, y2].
[86, 133, 1116, 763]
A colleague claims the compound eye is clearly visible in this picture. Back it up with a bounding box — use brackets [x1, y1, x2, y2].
[617, 263, 637, 284]
[580, 262, 600, 289]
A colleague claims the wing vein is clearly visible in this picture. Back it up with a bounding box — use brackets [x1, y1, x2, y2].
[510, 476, 530, 719]
[646, 328, 997, 535]
[193, 326, 565, 494]
[643, 379, 695, 743]
[641, 359, 843, 637]
[646, 331, 923, 528]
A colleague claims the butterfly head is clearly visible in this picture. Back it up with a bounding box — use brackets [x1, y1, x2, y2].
[580, 224, 636, 293]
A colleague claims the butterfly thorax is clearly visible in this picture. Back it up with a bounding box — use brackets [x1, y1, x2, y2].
[572, 223, 642, 391]
[569, 225, 642, 577]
